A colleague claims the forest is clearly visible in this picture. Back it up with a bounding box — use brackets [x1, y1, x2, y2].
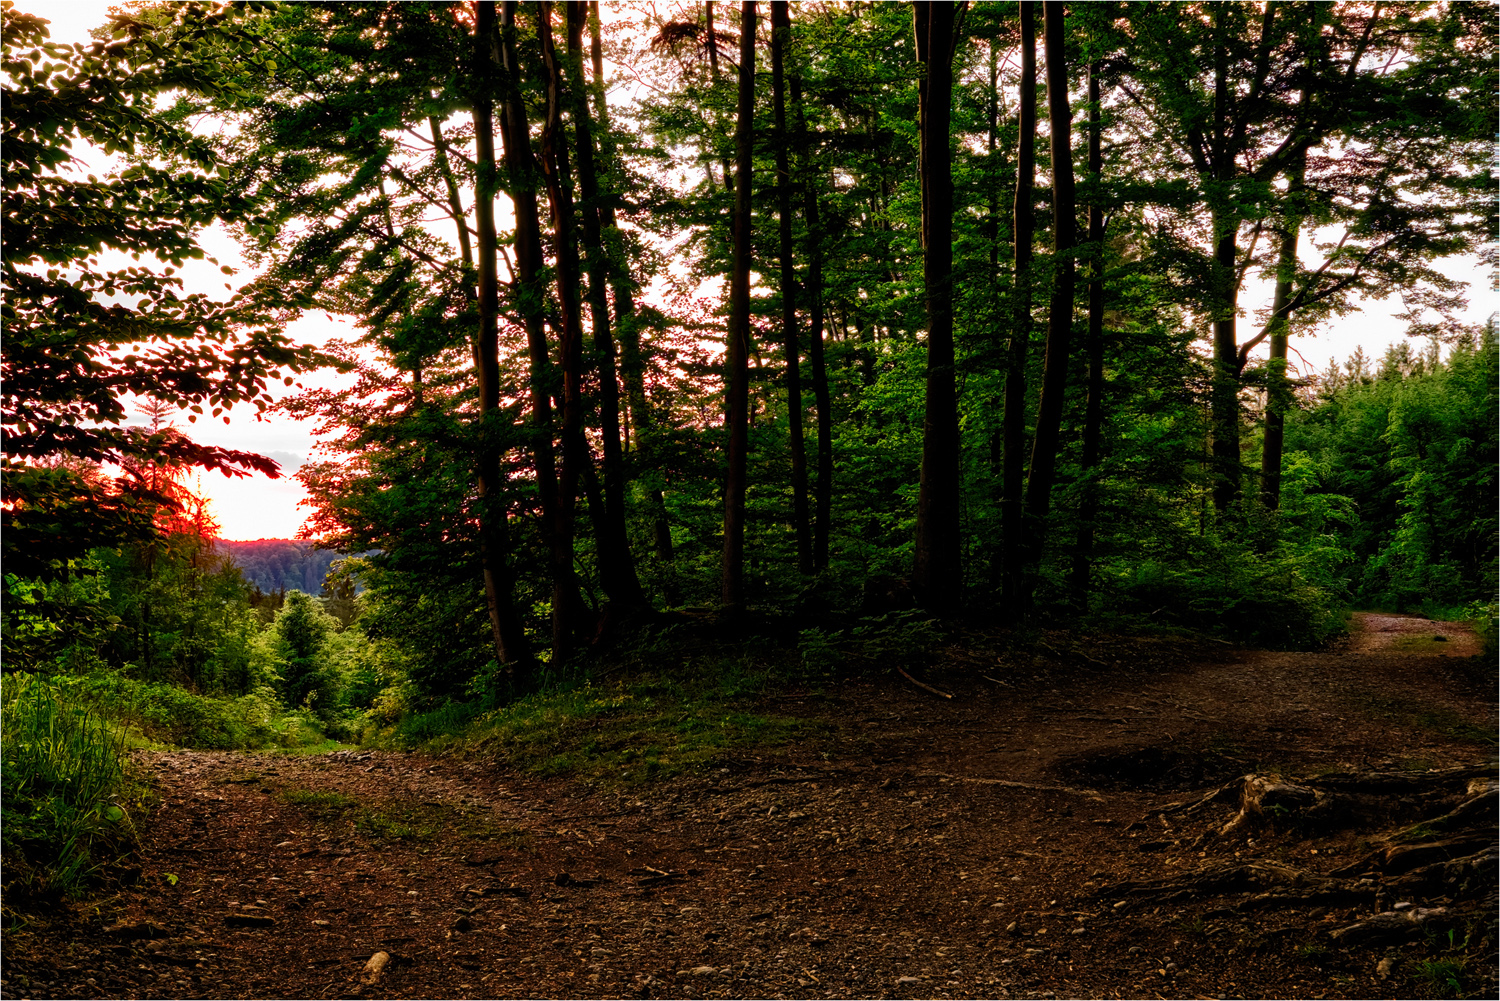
[1, 2, 1496, 997]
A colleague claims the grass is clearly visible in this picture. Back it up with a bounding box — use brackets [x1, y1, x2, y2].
[378, 657, 833, 786]
[278, 788, 359, 817]
[1, 673, 142, 896]
[1410, 958, 1467, 998]
[276, 786, 528, 846]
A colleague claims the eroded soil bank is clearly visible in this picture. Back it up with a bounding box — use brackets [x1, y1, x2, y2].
[3, 614, 1495, 1000]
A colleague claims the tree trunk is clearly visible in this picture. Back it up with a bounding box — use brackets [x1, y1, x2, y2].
[471, 1, 531, 673]
[584, 2, 672, 567]
[1260, 152, 1305, 511]
[565, 0, 645, 611]
[498, 0, 575, 638]
[791, 72, 832, 572]
[1020, 1, 1076, 582]
[538, 0, 591, 661]
[770, 1, 812, 575]
[721, 0, 755, 611]
[1002, 0, 1036, 609]
[911, 1, 964, 614]
[1070, 60, 1105, 609]
[1209, 14, 1241, 513]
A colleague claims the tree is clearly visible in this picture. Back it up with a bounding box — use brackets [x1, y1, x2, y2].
[1001, 0, 1037, 606]
[770, 0, 812, 576]
[910, 1, 968, 613]
[271, 591, 336, 719]
[1019, 0, 1077, 587]
[721, 0, 756, 611]
[1070, 55, 1107, 605]
[471, 0, 531, 672]
[1, 2, 314, 577]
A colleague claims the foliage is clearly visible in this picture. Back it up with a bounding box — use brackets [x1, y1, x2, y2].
[267, 591, 335, 718]
[1101, 533, 1349, 649]
[1284, 330, 1498, 614]
[1, 2, 319, 576]
[45, 670, 291, 750]
[1, 673, 138, 896]
[3, 2, 1494, 759]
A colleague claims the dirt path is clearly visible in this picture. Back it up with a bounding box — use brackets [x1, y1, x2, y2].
[3, 616, 1495, 1000]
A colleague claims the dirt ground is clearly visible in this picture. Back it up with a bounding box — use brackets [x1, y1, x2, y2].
[3, 613, 1495, 1000]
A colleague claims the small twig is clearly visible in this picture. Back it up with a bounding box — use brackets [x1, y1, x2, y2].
[897, 667, 953, 700]
[982, 675, 1009, 686]
[803, 968, 820, 984]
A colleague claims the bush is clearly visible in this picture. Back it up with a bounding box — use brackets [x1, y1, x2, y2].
[1467, 601, 1498, 661]
[48, 671, 323, 750]
[1, 673, 137, 895]
[1105, 535, 1348, 649]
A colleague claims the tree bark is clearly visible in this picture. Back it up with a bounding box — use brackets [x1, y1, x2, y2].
[721, 0, 755, 611]
[1071, 59, 1105, 608]
[770, 1, 812, 575]
[1260, 151, 1305, 511]
[791, 72, 832, 573]
[497, 0, 574, 637]
[911, 1, 965, 614]
[471, 1, 531, 673]
[584, 2, 673, 566]
[1020, 0, 1076, 581]
[538, 0, 591, 661]
[1002, 0, 1036, 609]
[1209, 10, 1241, 513]
[565, 0, 644, 611]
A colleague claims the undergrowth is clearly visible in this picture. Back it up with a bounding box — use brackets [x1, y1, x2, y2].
[1, 673, 142, 897]
[372, 632, 838, 785]
[43, 671, 329, 750]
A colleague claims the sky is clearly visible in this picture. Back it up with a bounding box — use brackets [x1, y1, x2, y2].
[26, 1, 1498, 542]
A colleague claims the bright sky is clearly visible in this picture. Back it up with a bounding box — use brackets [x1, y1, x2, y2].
[26, 2, 1497, 541]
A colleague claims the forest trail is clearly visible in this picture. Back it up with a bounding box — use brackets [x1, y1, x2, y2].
[4, 615, 1494, 1000]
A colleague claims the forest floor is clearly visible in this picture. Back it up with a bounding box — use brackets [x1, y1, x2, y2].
[3, 613, 1496, 1001]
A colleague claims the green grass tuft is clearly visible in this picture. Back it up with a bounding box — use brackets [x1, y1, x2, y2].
[1, 673, 142, 896]
[1409, 957, 1467, 998]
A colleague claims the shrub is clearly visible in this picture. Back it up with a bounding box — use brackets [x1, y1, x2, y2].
[1105, 534, 1348, 649]
[46, 671, 325, 750]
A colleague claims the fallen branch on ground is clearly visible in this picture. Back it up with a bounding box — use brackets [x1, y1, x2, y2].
[897, 667, 953, 699]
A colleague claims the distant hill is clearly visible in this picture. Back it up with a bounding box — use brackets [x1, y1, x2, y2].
[217, 539, 358, 594]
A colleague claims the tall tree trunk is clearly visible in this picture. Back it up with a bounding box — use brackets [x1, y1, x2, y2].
[471, 1, 531, 673]
[721, 0, 755, 611]
[538, 0, 591, 661]
[1021, 1, 1076, 580]
[1002, 0, 1036, 607]
[1260, 150, 1305, 511]
[791, 72, 832, 572]
[497, 0, 574, 632]
[911, 1, 965, 613]
[1071, 59, 1105, 608]
[584, 2, 672, 566]
[1209, 9, 1241, 513]
[770, 1, 812, 575]
[565, 0, 644, 610]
